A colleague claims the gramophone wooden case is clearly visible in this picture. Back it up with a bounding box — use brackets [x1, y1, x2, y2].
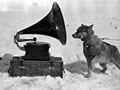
[8, 56, 64, 78]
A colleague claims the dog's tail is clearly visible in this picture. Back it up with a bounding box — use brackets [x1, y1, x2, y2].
[111, 46, 120, 70]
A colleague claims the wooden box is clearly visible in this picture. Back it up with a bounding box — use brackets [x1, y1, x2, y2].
[8, 56, 64, 78]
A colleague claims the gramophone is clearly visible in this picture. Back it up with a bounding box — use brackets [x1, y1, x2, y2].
[8, 2, 66, 77]
[14, 2, 66, 61]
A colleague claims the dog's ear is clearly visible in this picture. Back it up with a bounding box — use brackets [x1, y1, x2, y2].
[81, 24, 84, 26]
[88, 24, 94, 36]
[89, 24, 93, 29]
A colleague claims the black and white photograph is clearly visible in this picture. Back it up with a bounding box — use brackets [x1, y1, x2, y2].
[0, 0, 120, 90]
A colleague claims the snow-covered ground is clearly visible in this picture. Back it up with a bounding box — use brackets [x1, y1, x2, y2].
[0, 53, 120, 90]
[0, 63, 120, 90]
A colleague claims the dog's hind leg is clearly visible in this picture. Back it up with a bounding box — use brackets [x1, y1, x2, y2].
[111, 46, 120, 70]
[99, 63, 107, 73]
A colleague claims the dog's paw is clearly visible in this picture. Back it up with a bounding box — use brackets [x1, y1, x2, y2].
[101, 70, 109, 75]
[84, 73, 91, 78]
[101, 70, 106, 73]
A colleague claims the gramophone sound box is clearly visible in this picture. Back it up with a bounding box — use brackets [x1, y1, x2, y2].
[8, 2, 66, 78]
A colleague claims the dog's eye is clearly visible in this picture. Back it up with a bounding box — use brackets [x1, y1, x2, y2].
[79, 30, 84, 33]
[77, 30, 82, 32]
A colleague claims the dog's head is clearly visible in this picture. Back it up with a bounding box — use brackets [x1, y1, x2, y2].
[72, 24, 94, 41]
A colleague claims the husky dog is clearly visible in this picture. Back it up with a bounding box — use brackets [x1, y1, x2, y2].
[72, 24, 120, 78]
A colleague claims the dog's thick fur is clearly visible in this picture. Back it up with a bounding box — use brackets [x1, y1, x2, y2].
[72, 24, 120, 78]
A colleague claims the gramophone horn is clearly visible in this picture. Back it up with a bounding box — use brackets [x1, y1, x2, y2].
[15, 2, 66, 45]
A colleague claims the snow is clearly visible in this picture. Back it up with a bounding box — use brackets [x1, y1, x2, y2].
[0, 63, 120, 90]
[0, 53, 120, 90]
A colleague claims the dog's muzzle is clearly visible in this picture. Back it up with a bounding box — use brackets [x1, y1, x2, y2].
[72, 33, 81, 39]
[72, 33, 77, 38]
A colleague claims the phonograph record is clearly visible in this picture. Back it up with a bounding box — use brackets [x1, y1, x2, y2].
[8, 2, 66, 78]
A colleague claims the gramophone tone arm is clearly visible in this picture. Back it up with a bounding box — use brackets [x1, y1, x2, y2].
[14, 35, 25, 51]
[17, 38, 36, 42]
[14, 32, 37, 51]
[15, 31, 37, 42]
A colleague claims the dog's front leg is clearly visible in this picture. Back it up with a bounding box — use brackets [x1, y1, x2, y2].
[85, 59, 93, 78]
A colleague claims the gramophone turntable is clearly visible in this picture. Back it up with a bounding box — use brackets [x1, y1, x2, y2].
[8, 2, 66, 78]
